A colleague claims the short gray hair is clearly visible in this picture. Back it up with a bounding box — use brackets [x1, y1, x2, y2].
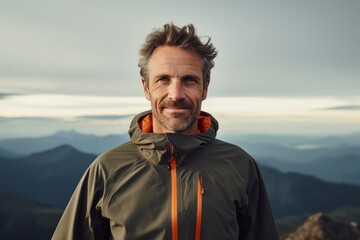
[138, 23, 218, 84]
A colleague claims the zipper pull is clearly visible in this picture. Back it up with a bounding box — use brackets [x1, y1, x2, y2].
[168, 144, 175, 170]
[198, 175, 205, 194]
[170, 144, 175, 159]
[195, 174, 204, 240]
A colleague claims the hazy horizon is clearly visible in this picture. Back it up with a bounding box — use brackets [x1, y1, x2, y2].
[1, 94, 359, 138]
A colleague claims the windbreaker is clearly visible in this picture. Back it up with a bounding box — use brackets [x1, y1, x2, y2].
[52, 110, 279, 240]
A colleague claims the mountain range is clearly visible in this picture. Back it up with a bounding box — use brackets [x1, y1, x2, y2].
[0, 130, 129, 157]
[258, 154, 360, 185]
[0, 145, 96, 207]
[1, 130, 359, 184]
[1, 192, 359, 240]
[0, 147, 18, 159]
[282, 213, 360, 240]
[2, 131, 360, 160]
[263, 166, 360, 217]
[0, 192, 62, 240]
[1, 144, 360, 219]
[1, 140, 360, 239]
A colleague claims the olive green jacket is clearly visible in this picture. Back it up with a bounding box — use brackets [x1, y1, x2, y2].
[52, 110, 279, 240]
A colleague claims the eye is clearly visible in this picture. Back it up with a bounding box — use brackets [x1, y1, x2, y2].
[157, 76, 169, 82]
[182, 76, 198, 84]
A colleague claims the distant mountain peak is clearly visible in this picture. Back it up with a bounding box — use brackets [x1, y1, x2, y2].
[35, 143, 78, 152]
[53, 129, 79, 135]
[24, 144, 93, 164]
[46, 144, 80, 152]
[0, 130, 129, 156]
[283, 213, 360, 240]
[52, 130, 85, 137]
[0, 146, 18, 158]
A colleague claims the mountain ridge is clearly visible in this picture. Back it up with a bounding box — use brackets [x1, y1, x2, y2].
[261, 166, 360, 217]
[258, 153, 360, 185]
[0, 145, 97, 207]
[282, 213, 360, 240]
[1, 144, 360, 218]
[0, 130, 129, 156]
[0, 191, 62, 240]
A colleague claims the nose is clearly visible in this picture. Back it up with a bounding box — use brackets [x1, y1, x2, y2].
[168, 80, 185, 101]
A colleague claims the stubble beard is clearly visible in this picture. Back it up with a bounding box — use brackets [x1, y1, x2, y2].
[154, 112, 198, 133]
[154, 100, 199, 133]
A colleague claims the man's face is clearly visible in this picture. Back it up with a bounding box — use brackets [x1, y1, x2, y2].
[142, 46, 208, 135]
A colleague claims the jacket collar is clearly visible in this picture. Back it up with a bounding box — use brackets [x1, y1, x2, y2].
[128, 110, 218, 165]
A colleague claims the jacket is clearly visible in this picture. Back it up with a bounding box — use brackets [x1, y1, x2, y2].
[52, 110, 279, 240]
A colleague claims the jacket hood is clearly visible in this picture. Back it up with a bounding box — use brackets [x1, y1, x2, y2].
[128, 110, 218, 165]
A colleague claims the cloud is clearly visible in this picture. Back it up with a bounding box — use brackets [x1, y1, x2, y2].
[325, 105, 360, 111]
[0, 114, 131, 139]
[0, 93, 19, 99]
[0, 116, 60, 123]
[1, 1, 360, 97]
[77, 114, 134, 121]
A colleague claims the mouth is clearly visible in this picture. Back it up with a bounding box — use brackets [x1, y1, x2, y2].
[164, 107, 189, 113]
[161, 101, 192, 114]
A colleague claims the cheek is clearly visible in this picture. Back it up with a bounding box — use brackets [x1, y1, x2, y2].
[188, 88, 204, 102]
[151, 85, 172, 101]
[149, 85, 165, 97]
[148, 91, 163, 107]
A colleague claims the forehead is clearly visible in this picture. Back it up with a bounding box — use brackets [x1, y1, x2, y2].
[148, 46, 202, 76]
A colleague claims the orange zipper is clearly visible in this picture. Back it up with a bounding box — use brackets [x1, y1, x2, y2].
[170, 146, 204, 240]
[170, 147, 178, 240]
[195, 174, 204, 240]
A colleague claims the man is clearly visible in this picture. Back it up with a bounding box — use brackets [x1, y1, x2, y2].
[52, 23, 279, 240]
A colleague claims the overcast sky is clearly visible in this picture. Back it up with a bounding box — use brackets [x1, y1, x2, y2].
[1, 0, 359, 138]
[2, 0, 359, 97]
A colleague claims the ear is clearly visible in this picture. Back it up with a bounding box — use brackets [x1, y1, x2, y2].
[202, 79, 210, 100]
[142, 79, 151, 101]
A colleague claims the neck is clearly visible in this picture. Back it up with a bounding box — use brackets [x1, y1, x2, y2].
[153, 119, 199, 135]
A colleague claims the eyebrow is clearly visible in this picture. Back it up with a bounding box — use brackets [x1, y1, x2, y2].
[181, 75, 201, 81]
[153, 74, 171, 79]
[152, 73, 201, 81]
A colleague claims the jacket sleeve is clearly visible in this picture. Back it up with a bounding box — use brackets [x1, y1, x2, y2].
[52, 160, 110, 240]
[238, 159, 279, 240]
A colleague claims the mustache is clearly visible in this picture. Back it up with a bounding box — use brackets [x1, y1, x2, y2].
[160, 100, 192, 109]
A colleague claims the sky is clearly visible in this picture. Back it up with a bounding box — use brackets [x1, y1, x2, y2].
[1, 0, 360, 138]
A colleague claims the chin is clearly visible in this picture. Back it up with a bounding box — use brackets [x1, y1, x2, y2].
[167, 124, 189, 132]
[167, 119, 195, 133]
